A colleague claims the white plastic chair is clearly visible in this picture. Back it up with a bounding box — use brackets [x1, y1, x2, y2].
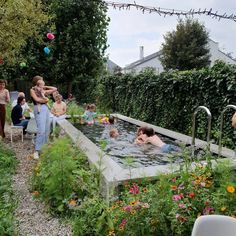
[191, 215, 236, 236]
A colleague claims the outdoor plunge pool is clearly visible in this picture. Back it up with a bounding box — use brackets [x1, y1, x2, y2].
[74, 119, 184, 168]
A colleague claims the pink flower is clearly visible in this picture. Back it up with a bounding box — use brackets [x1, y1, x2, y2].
[120, 218, 127, 226]
[178, 203, 186, 209]
[172, 177, 177, 183]
[203, 206, 214, 215]
[176, 213, 180, 219]
[123, 205, 132, 212]
[129, 185, 140, 194]
[172, 195, 182, 201]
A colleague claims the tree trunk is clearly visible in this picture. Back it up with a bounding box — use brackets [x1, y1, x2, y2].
[67, 81, 73, 97]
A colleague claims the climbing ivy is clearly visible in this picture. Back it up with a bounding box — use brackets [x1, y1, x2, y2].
[98, 62, 236, 148]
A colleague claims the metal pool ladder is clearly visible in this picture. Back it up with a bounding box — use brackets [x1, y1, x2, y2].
[218, 104, 236, 156]
[192, 106, 212, 152]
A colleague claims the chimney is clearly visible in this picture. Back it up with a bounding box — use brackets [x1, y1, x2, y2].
[139, 46, 144, 60]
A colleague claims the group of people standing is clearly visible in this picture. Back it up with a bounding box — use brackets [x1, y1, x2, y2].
[0, 76, 67, 160]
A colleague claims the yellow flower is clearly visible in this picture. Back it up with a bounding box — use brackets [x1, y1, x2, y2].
[130, 209, 136, 215]
[112, 204, 118, 209]
[130, 201, 137, 206]
[221, 207, 227, 212]
[227, 186, 235, 193]
[143, 187, 148, 193]
[150, 219, 156, 225]
[107, 230, 116, 236]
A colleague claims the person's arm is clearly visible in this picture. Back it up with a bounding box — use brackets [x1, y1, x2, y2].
[30, 88, 49, 104]
[5, 89, 10, 103]
[232, 112, 236, 128]
[51, 103, 57, 116]
[25, 103, 32, 112]
[43, 86, 57, 95]
[134, 134, 146, 144]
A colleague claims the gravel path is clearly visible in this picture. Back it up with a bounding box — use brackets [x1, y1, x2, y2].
[4, 126, 72, 236]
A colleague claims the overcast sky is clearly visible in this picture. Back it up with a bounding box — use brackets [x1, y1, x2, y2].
[106, 0, 236, 67]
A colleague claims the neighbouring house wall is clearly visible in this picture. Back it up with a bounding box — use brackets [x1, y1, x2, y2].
[124, 56, 164, 74]
[209, 40, 236, 66]
[124, 39, 236, 74]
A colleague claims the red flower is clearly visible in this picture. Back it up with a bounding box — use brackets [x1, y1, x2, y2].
[189, 192, 195, 198]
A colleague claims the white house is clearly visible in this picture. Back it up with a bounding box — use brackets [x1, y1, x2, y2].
[123, 39, 236, 74]
[106, 58, 121, 74]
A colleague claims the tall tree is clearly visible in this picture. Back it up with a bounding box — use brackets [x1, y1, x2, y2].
[160, 18, 210, 70]
[0, 0, 48, 62]
[50, 0, 109, 97]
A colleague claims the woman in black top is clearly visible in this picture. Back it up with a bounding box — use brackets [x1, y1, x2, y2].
[11, 97, 29, 134]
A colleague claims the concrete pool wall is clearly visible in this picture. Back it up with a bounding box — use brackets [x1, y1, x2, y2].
[57, 114, 236, 199]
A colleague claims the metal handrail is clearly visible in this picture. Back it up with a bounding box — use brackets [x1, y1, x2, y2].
[192, 106, 212, 151]
[218, 105, 236, 156]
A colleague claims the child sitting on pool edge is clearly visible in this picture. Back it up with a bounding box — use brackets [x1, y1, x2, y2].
[135, 126, 180, 153]
[83, 103, 97, 125]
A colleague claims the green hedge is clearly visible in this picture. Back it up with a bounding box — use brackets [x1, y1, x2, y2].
[98, 62, 236, 148]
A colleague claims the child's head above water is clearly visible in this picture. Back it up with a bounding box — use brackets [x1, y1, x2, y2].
[109, 128, 119, 138]
[137, 126, 147, 136]
[108, 115, 115, 124]
[143, 127, 155, 137]
[90, 104, 96, 112]
[137, 126, 155, 137]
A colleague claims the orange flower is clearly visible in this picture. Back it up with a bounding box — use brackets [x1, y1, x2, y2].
[171, 185, 177, 191]
[68, 199, 77, 206]
[227, 186, 235, 193]
[32, 191, 40, 197]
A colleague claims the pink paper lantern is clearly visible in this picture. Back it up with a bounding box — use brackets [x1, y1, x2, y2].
[46, 33, 55, 40]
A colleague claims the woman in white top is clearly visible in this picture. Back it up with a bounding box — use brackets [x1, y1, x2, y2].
[0, 80, 10, 138]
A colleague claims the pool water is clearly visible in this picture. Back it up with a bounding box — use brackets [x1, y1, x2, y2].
[74, 120, 184, 168]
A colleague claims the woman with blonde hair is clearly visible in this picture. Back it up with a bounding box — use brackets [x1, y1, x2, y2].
[30, 76, 57, 159]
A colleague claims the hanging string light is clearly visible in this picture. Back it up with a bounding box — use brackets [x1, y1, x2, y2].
[105, 1, 236, 22]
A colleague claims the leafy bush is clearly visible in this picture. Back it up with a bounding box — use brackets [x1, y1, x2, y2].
[73, 197, 108, 236]
[0, 142, 17, 235]
[32, 137, 100, 215]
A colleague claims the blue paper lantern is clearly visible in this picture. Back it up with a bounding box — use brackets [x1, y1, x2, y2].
[44, 47, 50, 55]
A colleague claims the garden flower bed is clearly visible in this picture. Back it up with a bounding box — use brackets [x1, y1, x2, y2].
[31, 136, 236, 236]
